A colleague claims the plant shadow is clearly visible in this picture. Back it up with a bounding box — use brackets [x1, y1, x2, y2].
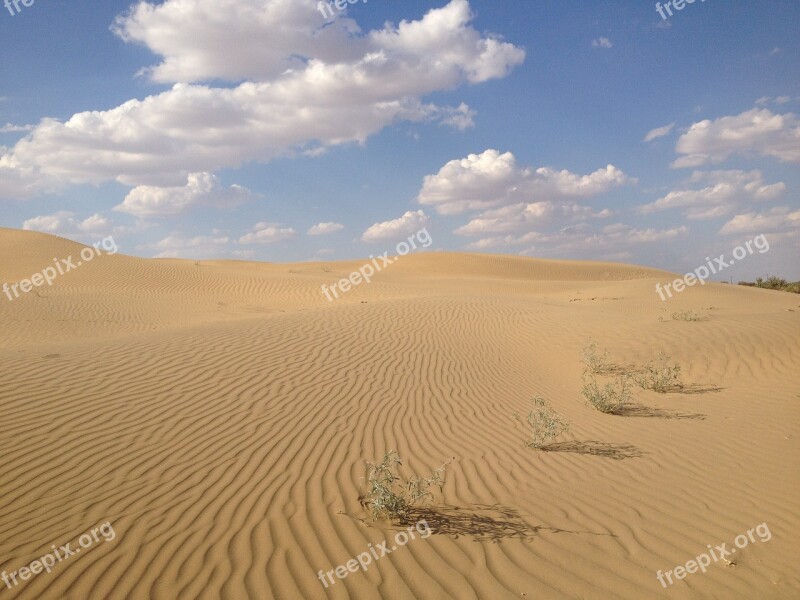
[611, 403, 706, 419]
[632, 382, 724, 394]
[401, 504, 608, 543]
[673, 383, 725, 395]
[541, 440, 645, 460]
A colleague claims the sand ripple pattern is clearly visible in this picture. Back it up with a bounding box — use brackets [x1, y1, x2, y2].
[1, 232, 799, 599]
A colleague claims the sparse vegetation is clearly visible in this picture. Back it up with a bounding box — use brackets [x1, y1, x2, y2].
[671, 310, 704, 322]
[513, 396, 570, 449]
[581, 373, 632, 414]
[634, 352, 682, 393]
[582, 341, 613, 375]
[738, 276, 800, 294]
[359, 451, 451, 522]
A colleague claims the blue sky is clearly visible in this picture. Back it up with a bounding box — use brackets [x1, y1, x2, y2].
[1, 0, 798, 279]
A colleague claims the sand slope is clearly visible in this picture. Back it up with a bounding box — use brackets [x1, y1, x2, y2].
[0, 228, 798, 599]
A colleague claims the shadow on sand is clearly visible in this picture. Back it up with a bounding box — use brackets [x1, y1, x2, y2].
[398, 504, 611, 543]
[541, 440, 645, 459]
[611, 403, 706, 419]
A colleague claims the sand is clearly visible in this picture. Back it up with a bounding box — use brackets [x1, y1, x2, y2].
[0, 227, 798, 599]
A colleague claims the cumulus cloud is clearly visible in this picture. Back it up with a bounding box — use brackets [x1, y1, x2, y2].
[591, 37, 613, 49]
[239, 222, 297, 244]
[0, 0, 524, 199]
[672, 108, 800, 168]
[361, 210, 429, 242]
[22, 211, 110, 235]
[417, 149, 632, 215]
[720, 207, 800, 235]
[307, 222, 344, 235]
[644, 122, 674, 142]
[115, 172, 255, 217]
[112, 0, 365, 83]
[638, 170, 786, 219]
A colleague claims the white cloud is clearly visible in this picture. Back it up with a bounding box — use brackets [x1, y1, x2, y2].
[591, 37, 613, 49]
[438, 103, 477, 131]
[672, 108, 800, 168]
[417, 149, 633, 215]
[22, 211, 110, 235]
[0, 123, 34, 133]
[720, 207, 800, 235]
[115, 172, 255, 217]
[239, 222, 297, 244]
[455, 202, 553, 235]
[638, 170, 786, 219]
[361, 210, 429, 242]
[454, 201, 610, 236]
[0, 0, 525, 199]
[644, 122, 675, 142]
[465, 223, 688, 254]
[598, 223, 688, 243]
[307, 222, 344, 235]
[755, 95, 791, 106]
[562, 204, 613, 220]
[114, 0, 524, 85]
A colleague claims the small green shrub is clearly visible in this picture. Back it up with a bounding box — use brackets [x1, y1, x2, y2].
[513, 396, 570, 449]
[740, 276, 799, 293]
[785, 282, 800, 294]
[581, 373, 632, 414]
[582, 341, 613, 375]
[634, 352, 682, 393]
[359, 451, 451, 522]
[756, 276, 788, 290]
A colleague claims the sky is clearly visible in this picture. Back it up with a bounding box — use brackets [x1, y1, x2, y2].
[1, 0, 798, 280]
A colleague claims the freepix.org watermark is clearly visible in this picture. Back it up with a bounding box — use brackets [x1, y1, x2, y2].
[655, 233, 768, 301]
[321, 228, 432, 302]
[2, 235, 118, 302]
[4, 0, 34, 16]
[317, 0, 367, 20]
[655, 0, 707, 21]
[2, 522, 116, 591]
[656, 522, 771, 588]
[317, 519, 431, 588]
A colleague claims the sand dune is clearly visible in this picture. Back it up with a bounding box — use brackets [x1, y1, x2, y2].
[0, 228, 798, 599]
